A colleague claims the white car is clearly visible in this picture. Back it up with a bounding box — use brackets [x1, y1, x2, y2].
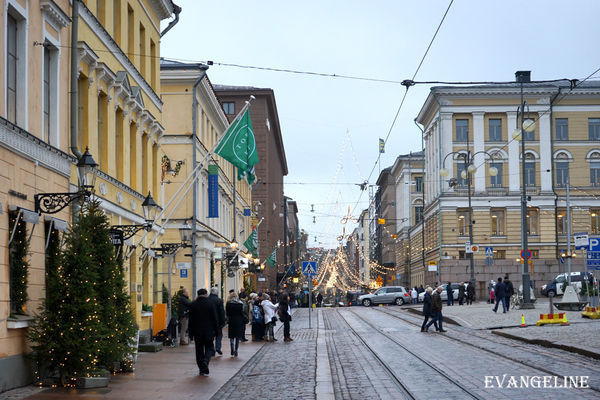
[418, 283, 465, 303]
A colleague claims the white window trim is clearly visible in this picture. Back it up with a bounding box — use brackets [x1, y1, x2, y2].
[42, 40, 60, 147]
[5, 0, 28, 129]
[553, 149, 573, 162]
[585, 149, 600, 162]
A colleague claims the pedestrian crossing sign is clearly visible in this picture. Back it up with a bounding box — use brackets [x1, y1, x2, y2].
[302, 261, 317, 276]
[485, 247, 493, 257]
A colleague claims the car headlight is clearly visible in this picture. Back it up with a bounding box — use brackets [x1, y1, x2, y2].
[542, 285, 546, 290]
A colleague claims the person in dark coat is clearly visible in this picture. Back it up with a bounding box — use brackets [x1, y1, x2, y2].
[178, 288, 191, 345]
[426, 286, 446, 332]
[420, 287, 438, 332]
[458, 282, 466, 306]
[493, 277, 507, 313]
[226, 292, 245, 357]
[209, 287, 226, 355]
[278, 290, 292, 342]
[466, 281, 475, 305]
[418, 285, 425, 294]
[251, 293, 265, 341]
[239, 291, 249, 342]
[446, 282, 454, 306]
[503, 275, 515, 311]
[316, 292, 323, 307]
[189, 288, 218, 375]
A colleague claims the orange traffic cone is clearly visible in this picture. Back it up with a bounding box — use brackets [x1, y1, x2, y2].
[520, 313, 526, 327]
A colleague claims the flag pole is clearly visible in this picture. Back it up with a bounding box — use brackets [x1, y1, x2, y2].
[129, 95, 256, 253]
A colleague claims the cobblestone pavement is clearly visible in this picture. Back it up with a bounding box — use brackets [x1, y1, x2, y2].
[210, 309, 317, 400]
[348, 307, 600, 399]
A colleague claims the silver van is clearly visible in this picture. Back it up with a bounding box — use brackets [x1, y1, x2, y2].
[358, 286, 410, 306]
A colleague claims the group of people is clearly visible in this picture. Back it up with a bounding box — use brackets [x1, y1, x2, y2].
[177, 287, 293, 376]
[491, 275, 515, 313]
[445, 281, 476, 306]
[420, 286, 447, 333]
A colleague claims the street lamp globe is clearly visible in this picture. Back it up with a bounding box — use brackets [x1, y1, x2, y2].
[511, 129, 522, 140]
[179, 220, 192, 243]
[467, 164, 477, 174]
[489, 166, 498, 176]
[522, 119, 535, 132]
[230, 241, 239, 250]
[440, 168, 449, 177]
[142, 192, 161, 223]
[460, 170, 468, 179]
[77, 147, 98, 190]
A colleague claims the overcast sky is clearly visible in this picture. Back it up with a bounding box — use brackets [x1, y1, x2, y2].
[160, 0, 600, 249]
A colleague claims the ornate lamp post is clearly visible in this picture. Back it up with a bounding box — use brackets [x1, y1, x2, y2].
[440, 150, 499, 288]
[159, 221, 192, 319]
[110, 192, 162, 240]
[34, 147, 98, 214]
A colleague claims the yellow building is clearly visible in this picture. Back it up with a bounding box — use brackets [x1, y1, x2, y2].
[412, 72, 600, 298]
[160, 60, 253, 299]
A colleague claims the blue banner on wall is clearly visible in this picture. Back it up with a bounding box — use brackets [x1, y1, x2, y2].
[208, 165, 219, 218]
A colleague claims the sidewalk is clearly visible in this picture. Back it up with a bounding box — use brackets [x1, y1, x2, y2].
[0, 325, 266, 400]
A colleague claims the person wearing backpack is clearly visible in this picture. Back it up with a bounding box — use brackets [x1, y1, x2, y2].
[250, 293, 265, 341]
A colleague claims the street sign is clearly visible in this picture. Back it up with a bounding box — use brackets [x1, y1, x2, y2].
[302, 261, 317, 276]
[589, 237, 600, 251]
[574, 232, 589, 249]
[485, 247, 493, 257]
[587, 237, 600, 270]
[176, 262, 191, 270]
[465, 241, 472, 253]
[428, 260, 438, 272]
[109, 229, 123, 246]
[376, 275, 383, 286]
[180, 269, 188, 278]
[471, 244, 479, 253]
[520, 249, 532, 260]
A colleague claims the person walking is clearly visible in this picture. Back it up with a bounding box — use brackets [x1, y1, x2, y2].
[458, 282, 466, 306]
[316, 292, 323, 307]
[178, 288, 191, 345]
[411, 287, 418, 304]
[251, 293, 265, 341]
[261, 294, 279, 342]
[446, 282, 454, 306]
[493, 277, 507, 313]
[420, 287, 438, 332]
[426, 286, 446, 332]
[278, 290, 293, 342]
[208, 287, 226, 355]
[504, 275, 514, 312]
[239, 291, 250, 342]
[189, 288, 218, 376]
[226, 292, 245, 357]
[466, 281, 475, 305]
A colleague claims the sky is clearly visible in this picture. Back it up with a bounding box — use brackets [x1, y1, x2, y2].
[160, 0, 600, 249]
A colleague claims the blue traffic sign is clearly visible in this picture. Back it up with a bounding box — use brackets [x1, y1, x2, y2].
[485, 247, 493, 257]
[587, 238, 600, 270]
[180, 269, 188, 278]
[302, 261, 317, 276]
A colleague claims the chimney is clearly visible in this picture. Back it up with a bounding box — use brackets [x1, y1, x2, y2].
[515, 71, 531, 83]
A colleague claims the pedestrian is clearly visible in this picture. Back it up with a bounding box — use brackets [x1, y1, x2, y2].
[446, 282, 454, 306]
[418, 285, 425, 294]
[189, 288, 218, 376]
[239, 291, 250, 342]
[420, 287, 438, 332]
[411, 287, 418, 304]
[225, 291, 245, 357]
[317, 292, 323, 307]
[251, 293, 265, 341]
[492, 277, 506, 313]
[426, 286, 446, 332]
[261, 293, 279, 342]
[239, 286, 247, 300]
[178, 288, 191, 345]
[208, 287, 226, 355]
[278, 290, 293, 342]
[504, 275, 514, 311]
[466, 281, 475, 305]
[458, 282, 465, 306]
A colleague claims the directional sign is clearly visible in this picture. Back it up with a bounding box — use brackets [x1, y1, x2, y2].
[302, 261, 317, 276]
[485, 247, 493, 258]
[574, 232, 589, 249]
[180, 269, 188, 278]
[587, 237, 600, 271]
[428, 260, 438, 272]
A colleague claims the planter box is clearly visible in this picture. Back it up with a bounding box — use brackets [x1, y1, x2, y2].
[76, 376, 109, 389]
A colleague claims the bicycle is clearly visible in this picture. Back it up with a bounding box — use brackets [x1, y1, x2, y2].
[510, 291, 524, 309]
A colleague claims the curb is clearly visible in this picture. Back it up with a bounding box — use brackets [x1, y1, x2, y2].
[492, 330, 600, 360]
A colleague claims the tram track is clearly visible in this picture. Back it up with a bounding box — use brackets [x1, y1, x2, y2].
[372, 306, 600, 393]
[333, 308, 485, 400]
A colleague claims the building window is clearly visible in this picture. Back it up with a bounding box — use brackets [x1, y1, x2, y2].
[531, 249, 540, 259]
[6, 14, 18, 123]
[493, 250, 506, 259]
[557, 209, 567, 235]
[222, 102, 235, 115]
[592, 209, 600, 234]
[457, 209, 468, 236]
[489, 119, 502, 141]
[555, 118, 568, 140]
[43, 48, 51, 142]
[524, 123, 535, 141]
[457, 163, 467, 187]
[527, 208, 539, 235]
[456, 119, 469, 142]
[555, 161, 569, 188]
[589, 118, 600, 141]
[458, 250, 467, 259]
[491, 209, 505, 236]
[490, 162, 503, 187]
[591, 160, 600, 187]
[524, 154, 536, 187]
[114, 0, 121, 44]
[415, 206, 423, 224]
[414, 176, 423, 193]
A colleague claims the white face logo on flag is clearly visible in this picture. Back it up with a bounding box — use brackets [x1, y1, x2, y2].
[231, 124, 256, 168]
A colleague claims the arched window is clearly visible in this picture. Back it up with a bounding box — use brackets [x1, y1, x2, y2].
[554, 152, 571, 188]
[589, 151, 600, 187]
[524, 153, 536, 187]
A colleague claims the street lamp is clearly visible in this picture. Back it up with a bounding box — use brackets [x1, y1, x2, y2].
[159, 222, 192, 320]
[35, 147, 98, 214]
[512, 70, 536, 308]
[111, 192, 162, 240]
[440, 150, 499, 288]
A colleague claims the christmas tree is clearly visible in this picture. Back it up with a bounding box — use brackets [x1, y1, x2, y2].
[9, 212, 29, 315]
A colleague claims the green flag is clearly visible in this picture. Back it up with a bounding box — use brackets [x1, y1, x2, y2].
[243, 227, 258, 258]
[266, 247, 277, 268]
[215, 109, 259, 183]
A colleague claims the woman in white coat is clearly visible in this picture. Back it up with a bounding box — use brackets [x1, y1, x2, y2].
[261, 294, 279, 342]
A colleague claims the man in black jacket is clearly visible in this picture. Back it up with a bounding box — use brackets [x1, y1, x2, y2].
[189, 289, 218, 375]
[209, 287, 226, 355]
[178, 288, 191, 345]
[493, 277, 507, 313]
[503, 275, 515, 311]
[278, 290, 292, 342]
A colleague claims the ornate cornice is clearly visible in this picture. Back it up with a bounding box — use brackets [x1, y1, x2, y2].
[0, 117, 74, 177]
[40, 0, 70, 29]
[94, 169, 145, 201]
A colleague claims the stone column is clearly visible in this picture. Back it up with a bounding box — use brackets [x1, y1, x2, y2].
[507, 111, 520, 192]
[440, 113, 453, 194]
[472, 112, 485, 192]
[538, 111, 553, 192]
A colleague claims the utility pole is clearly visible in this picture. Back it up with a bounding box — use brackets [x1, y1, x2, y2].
[566, 177, 572, 285]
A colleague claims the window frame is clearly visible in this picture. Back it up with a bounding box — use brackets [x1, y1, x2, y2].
[591, 209, 600, 235]
[490, 209, 505, 236]
[490, 162, 503, 187]
[527, 208, 539, 235]
[555, 118, 568, 140]
[457, 209, 469, 236]
[524, 155, 536, 187]
[455, 119, 469, 142]
[222, 102, 235, 115]
[555, 161, 569, 188]
[589, 118, 600, 141]
[488, 118, 502, 141]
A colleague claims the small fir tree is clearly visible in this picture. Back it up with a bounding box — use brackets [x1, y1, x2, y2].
[9, 212, 29, 315]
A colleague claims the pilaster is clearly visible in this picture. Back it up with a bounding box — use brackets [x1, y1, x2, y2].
[472, 111, 485, 192]
[507, 111, 520, 192]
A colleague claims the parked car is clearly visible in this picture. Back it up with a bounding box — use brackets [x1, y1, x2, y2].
[418, 283, 463, 303]
[359, 286, 410, 306]
[343, 291, 365, 306]
[541, 272, 591, 297]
